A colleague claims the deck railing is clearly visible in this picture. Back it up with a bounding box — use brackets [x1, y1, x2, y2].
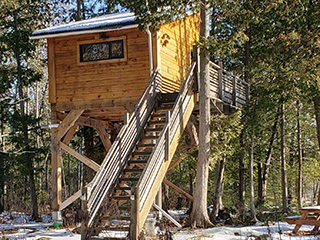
[209, 61, 249, 107]
[86, 71, 161, 227]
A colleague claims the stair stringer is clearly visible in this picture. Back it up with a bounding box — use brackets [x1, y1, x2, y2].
[132, 92, 196, 238]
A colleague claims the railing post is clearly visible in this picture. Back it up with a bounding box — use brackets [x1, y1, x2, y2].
[232, 71, 237, 106]
[218, 61, 224, 111]
[124, 112, 129, 125]
[192, 45, 200, 92]
[130, 187, 140, 240]
[218, 61, 223, 99]
[165, 111, 170, 161]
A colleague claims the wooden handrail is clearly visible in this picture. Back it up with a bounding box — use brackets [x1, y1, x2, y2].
[134, 62, 196, 236]
[86, 71, 161, 227]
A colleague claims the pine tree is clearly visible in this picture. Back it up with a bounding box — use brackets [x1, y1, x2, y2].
[0, 0, 50, 220]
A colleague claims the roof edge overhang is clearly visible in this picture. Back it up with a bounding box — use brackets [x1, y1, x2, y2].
[30, 24, 139, 40]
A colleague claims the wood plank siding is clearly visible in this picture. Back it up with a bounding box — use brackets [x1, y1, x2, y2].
[50, 28, 150, 108]
[158, 14, 200, 93]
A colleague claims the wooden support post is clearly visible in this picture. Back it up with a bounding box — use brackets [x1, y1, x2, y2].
[192, 45, 200, 92]
[130, 187, 140, 240]
[81, 186, 88, 240]
[156, 185, 162, 219]
[165, 111, 170, 161]
[95, 126, 112, 152]
[218, 61, 223, 111]
[232, 71, 237, 106]
[62, 123, 78, 145]
[124, 112, 129, 125]
[56, 109, 84, 140]
[51, 104, 62, 218]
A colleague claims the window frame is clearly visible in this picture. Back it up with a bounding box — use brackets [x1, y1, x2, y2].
[77, 36, 127, 65]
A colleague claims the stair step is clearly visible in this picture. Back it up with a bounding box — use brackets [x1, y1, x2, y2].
[145, 128, 163, 132]
[115, 186, 131, 191]
[159, 92, 179, 103]
[151, 113, 166, 118]
[132, 151, 152, 156]
[119, 177, 139, 182]
[156, 106, 173, 111]
[123, 168, 144, 173]
[140, 135, 158, 140]
[112, 195, 130, 201]
[136, 143, 155, 148]
[128, 159, 148, 165]
[148, 120, 166, 125]
[118, 206, 130, 211]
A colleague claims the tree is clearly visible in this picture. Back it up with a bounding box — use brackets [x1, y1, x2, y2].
[0, 0, 50, 220]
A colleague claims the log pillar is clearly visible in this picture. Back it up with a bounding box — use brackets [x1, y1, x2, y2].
[51, 104, 62, 222]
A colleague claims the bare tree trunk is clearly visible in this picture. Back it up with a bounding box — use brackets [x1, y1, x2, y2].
[280, 104, 289, 212]
[297, 101, 303, 208]
[258, 110, 279, 206]
[210, 157, 226, 223]
[238, 130, 245, 219]
[76, 0, 82, 21]
[257, 161, 263, 205]
[190, 0, 212, 228]
[249, 135, 258, 222]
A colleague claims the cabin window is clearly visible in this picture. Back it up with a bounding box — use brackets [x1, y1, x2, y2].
[77, 36, 127, 64]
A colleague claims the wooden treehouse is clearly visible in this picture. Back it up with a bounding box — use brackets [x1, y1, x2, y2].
[32, 11, 248, 240]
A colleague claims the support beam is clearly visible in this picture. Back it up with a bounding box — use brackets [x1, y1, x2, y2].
[168, 147, 195, 170]
[59, 142, 100, 172]
[95, 126, 112, 152]
[51, 104, 61, 213]
[163, 178, 194, 202]
[152, 203, 182, 228]
[56, 110, 84, 140]
[55, 97, 139, 112]
[57, 112, 112, 130]
[62, 123, 78, 145]
[59, 183, 91, 211]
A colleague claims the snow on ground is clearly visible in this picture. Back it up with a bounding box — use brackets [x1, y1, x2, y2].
[174, 222, 320, 240]
[1, 211, 320, 239]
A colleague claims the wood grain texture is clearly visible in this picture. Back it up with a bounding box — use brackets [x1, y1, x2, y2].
[56, 110, 84, 140]
[52, 29, 150, 105]
[159, 14, 200, 92]
[48, 39, 56, 103]
[59, 141, 100, 171]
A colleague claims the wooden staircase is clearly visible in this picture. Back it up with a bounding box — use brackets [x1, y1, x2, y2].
[82, 63, 196, 240]
[88, 94, 178, 239]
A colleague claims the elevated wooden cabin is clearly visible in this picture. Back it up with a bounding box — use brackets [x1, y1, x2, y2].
[32, 11, 248, 240]
[32, 12, 200, 121]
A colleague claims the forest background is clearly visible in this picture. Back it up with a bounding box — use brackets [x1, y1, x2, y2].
[0, 0, 320, 225]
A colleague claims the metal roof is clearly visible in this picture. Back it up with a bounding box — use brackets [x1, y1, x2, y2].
[31, 12, 137, 39]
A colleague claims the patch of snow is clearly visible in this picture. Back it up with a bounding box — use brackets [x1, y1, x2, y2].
[173, 222, 320, 240]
